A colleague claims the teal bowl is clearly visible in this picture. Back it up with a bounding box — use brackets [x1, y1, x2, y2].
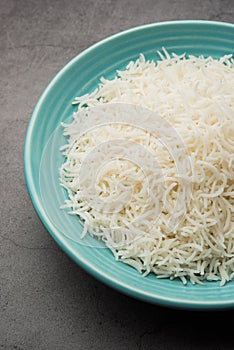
[24, 20, 234, 310]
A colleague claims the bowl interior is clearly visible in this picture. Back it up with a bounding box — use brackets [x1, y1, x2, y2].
[25, 20, 234, 309]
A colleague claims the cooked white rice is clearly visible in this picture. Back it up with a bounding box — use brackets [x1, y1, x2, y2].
[60, 50, 234, 286]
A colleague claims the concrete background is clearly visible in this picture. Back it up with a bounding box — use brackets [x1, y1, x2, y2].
[1, 0, 234, 349]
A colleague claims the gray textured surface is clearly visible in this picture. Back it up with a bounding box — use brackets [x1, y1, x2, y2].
[1, 0, 234, 349]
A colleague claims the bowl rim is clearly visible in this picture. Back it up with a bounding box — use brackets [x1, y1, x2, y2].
[24, 19, 234, 310]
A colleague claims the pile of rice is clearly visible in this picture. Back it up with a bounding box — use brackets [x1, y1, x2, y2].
[60, 50, 234, 285]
